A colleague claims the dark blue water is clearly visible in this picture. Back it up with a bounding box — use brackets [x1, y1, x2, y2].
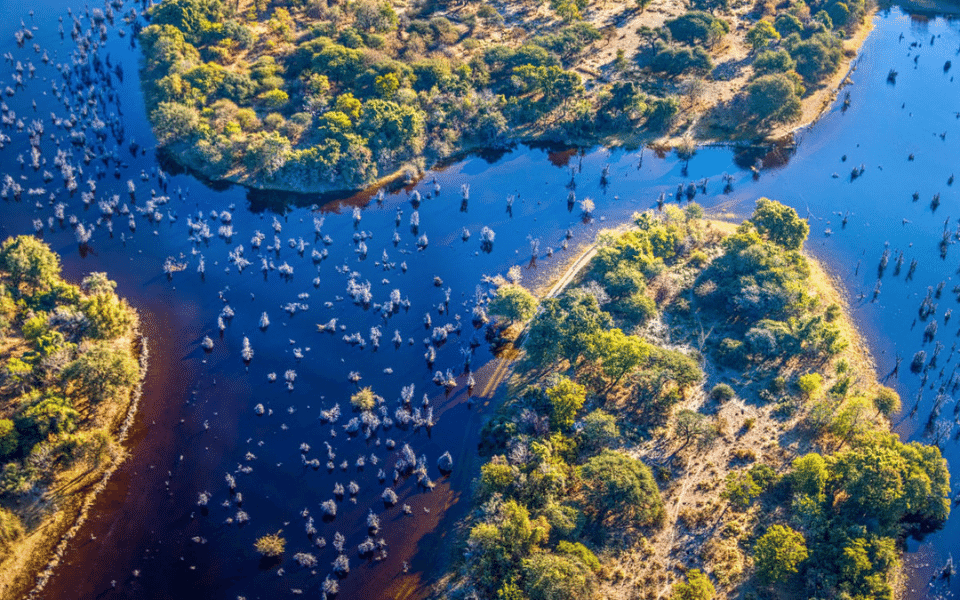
[0, 3, 957, 599]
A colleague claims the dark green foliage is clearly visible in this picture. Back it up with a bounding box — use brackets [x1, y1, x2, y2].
[784, 433, 950, 597]
[63, 344, 140, 405]
[750, 198, 810, 251]
[148, 0, 223, 45]
[0, 419, 16, 458]
[645, 96, 681, 131]
[14, 392, 80, 450]
[649, 42, 713, 76]
[774, 13, 804, 37]
[710, 383, 735, 401]
[753, 49, 796, 75]
[664, 12, 730, 47]
[578, 449, 664, 526]
[747, 74, 802, 124]
[786, 33, 843, 85]
[530, 23, 601, 60]
[580, 410, 620, 453]
[525, 290, 612, 368]
[468, 500, 550, 594]
[698, 221, 810, 322]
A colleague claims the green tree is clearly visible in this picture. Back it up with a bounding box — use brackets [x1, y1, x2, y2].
[753, 525, 808, 584]
[753, 49, 796, 75]
[665, 12, 730, 47]
[671, 569, 715, 600]
[555, 540, 600, 572]
[545, 376, 586, 430]
[873, 386, 901, 418]
[580, 409, 619, 451]
[585, 328, 649, 389]
[578, 449, 664, 526]
[357, 99, 426, 162]
[525, 290, 612, 367]
[16, 393, 80, 445]
[149, 0, 222, 44]
[468, 500, 550, 593]
[831, 397, 873, 447]
[150, 102, 201, 146]
[674, 409, 714, 449]
[722, 469, 762, 509]
[750, 198, 809, 251]
[63, 343, 140, 405]
[81, 293, 134, 339]
[797, 372, 823, 400]
[0, 419, 17, 457]
[787, 33, 842, 84]
[747, 74, 802, 125]
[746, 20, 780, 52]
[489, 284, 538, 325]
[828, 433, 950, 530]
[791, 453, 828, 500]
[0, 236, 62, 294]
[522, 552, 597, 600]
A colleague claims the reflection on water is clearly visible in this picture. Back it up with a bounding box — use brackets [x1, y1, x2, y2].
[0, 2, 958, 600]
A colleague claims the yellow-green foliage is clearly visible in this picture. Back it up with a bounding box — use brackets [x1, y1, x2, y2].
[0, 236, 139, 507]
[0, 507, 24, 553]
[254, 531, 286, 556]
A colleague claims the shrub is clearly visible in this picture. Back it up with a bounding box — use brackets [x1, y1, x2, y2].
[671, 568, 715, 600]
[747, 74, 802, 125]
[753, 49, 796, 75]
[746, 20, 780, 52]
[0, 419, 17, 457]
[0, 507, 24, 553]
[489, 284, 538, 324]
[753, 525, 808, 584]
[258, 88, 289, 109]
[556, 540, 600, 572]
[796, 373, 823, 399]
[578, 449, 664, 526]
[523, 552, 597, 600]
[649, 42, 713, 76]
[580, 409, 620, 451]
[350, 387, 377, 411]
[787, 33, 842, 84]
[665, 12, 730, 46]
[646, 96, 680, 131]
[254, 531, 286, 556]
[710, 383, 735, 401]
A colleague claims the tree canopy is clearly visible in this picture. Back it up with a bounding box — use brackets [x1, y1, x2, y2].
[578, 449, 664, 526]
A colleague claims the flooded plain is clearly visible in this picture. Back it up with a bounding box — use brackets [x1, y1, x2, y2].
[0, 2, 959, 599]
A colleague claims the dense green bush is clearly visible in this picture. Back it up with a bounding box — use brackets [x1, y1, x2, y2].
[578, 449, 664, 526]
[649, 42, 713, 76]
[747, 74, 802, 124]
[665, 12, 730, 47]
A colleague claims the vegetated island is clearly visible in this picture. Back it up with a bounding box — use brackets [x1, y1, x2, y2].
[436, 199, 950, 600]
[139, 0, 871, 193]
[0, 237, 144, 600]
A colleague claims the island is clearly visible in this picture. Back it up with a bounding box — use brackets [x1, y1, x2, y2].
[0, 237, 144, 599]
[440, 199, 950, 600]
[139, 0, 870, 192]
